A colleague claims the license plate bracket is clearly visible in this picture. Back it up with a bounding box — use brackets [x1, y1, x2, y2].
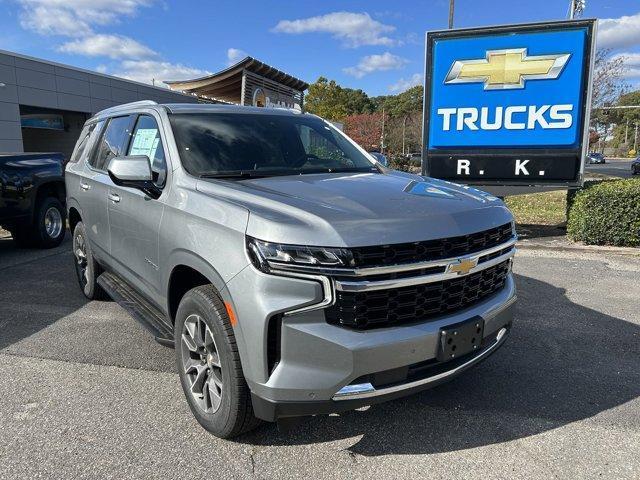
[437, 317, 484, 362]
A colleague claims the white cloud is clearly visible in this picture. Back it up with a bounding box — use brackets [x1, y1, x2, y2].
[18, 0, 153, 37]
[343, 52, 407, 78]
[58, 34, 157, 60]
[227, 48, 247, 66]
[389, 73, 423, 92]
[598, 12, 640, 50]
[273, 12, 396, 48]
[112, 60, 211, 87]
[16, 0, 210, 90]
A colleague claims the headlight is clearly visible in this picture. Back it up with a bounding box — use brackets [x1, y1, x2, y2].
[247, 237, 355, 272]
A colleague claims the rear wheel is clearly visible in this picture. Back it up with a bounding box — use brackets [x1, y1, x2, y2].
[72, 221, 107, 300]
[175, 285, 261, 438]
[12, 197, 66, 248]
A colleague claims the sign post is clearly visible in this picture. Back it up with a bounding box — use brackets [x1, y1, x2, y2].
[422, 19, 596, 193]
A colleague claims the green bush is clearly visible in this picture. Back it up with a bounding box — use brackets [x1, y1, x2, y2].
[388, 155, 412, 172]
[567, 178, 640, 247]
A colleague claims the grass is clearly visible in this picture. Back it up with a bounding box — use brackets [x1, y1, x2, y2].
[505, 190, 567, 225]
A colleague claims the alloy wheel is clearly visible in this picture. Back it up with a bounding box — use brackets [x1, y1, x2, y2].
[181, 314, 223, 413]
[73, 231, 89, 289]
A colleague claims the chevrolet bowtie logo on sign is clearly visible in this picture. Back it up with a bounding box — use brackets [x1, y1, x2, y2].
[447, 257, 478, 276]
[444, 48, 571, 90]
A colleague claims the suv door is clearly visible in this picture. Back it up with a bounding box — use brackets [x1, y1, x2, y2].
[80, 115, 134, 260]
[107, 114, 168, 304]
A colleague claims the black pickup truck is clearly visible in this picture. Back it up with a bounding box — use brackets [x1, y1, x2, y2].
[0, 152, 66, 248]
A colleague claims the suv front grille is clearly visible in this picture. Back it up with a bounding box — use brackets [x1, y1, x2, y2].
[349, 222, 513, 268]
[325, 259, 511, 329]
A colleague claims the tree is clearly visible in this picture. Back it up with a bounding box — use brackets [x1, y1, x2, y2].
[305, 77, 348, 120]
[592, 50, 628, 108]
[305, 77, 374, 121]
[608, 90, 640, 149]
[344, 113, 383, 150]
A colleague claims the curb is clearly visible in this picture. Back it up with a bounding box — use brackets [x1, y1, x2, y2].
[517, 240, 640, 256]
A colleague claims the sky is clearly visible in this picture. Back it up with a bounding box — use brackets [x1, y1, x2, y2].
[0, 0, 639, 96]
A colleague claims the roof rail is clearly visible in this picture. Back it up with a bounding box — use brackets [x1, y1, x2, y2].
[96, 100, 158, 116]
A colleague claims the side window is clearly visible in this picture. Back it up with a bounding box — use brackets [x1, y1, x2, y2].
[91, 116, 133, 171]
[127, 115, 167, 187]
[69, 123, 96, 164]
[297, 124, 353, 167]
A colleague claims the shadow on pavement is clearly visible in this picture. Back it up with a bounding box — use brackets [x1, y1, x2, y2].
[239, 272, 640, 455]
[0, 235, 88, 350]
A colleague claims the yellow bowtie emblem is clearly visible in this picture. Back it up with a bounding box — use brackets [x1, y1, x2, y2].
[444, 48, 570, 90]
[447, 257, 479, 276]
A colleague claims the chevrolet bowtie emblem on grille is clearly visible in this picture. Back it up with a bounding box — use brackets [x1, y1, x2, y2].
[447, 257, 479, 275]
[444, 48, 571, 90]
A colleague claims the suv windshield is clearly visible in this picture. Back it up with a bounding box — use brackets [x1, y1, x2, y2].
[169, 112, 377, 178]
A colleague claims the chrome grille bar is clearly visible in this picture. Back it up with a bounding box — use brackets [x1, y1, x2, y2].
[334, 247, 515, 292]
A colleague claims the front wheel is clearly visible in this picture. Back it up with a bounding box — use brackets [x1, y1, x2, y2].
[72, 221, 107, 300]
[175, 285, 261, 438]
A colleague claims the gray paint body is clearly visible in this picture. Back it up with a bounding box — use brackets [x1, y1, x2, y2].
[66, 103, 516, 409]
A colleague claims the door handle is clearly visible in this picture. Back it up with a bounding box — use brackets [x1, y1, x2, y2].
[80, 182, 90, 191]
[108, 193, 120, 203]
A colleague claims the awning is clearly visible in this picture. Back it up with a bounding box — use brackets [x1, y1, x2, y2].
[165, 57, 308, 104]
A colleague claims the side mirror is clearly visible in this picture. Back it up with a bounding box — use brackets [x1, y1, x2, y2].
[107, 155, 160, 198]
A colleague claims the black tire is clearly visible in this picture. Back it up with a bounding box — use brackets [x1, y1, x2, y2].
[175, 285, 261, 438]
[13, 196, 66, 248]
[72, 221, 108, 300]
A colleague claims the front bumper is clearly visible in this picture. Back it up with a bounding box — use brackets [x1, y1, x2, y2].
[251, 324, 510, 421]
[225, 262, 516, 422]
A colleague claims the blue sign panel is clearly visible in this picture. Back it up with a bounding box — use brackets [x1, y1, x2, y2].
[423, 20, 596, 186]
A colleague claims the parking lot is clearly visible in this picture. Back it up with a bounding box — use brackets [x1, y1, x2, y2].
[1, 233, 639, 479]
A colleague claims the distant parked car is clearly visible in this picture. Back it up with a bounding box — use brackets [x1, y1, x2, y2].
[406, 152, 422, 166]
[0, 152, 66, 248]
[368, 151, 388, 167]
[587, 152, 606, 164]
[632, 157, 640, 175]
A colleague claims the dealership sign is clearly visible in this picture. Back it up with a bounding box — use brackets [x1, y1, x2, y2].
[422, 19, 596, 186]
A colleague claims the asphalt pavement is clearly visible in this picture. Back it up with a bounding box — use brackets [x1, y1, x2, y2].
[1, 234, 639, 479]
[584, 158, 635, 178]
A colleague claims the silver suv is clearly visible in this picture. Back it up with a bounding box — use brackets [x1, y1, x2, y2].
[66, 101, 517, 438]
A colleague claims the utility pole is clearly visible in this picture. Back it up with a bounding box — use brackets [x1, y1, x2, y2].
[625, 120, 629, 145]
[380, 106, 386, 154]
[635, 123, 638, 153]
[568, 0, 585, 19]
[402, 115, 408, 155]
[448, 0, 455, 29]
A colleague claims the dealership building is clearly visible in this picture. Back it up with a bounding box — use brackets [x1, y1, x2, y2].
[0, 50, 307, 159]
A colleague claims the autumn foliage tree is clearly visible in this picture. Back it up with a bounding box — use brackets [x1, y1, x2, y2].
[344, 113, 384, 150]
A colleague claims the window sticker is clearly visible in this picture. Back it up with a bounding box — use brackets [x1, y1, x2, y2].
[130, 129, 159, 158]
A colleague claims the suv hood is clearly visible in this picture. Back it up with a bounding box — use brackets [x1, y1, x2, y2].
[196, 171, 513, 247]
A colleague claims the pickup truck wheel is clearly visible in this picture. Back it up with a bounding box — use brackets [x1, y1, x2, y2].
[36, 197, 66, 248]
[13, 197, 66, 248]
[175, 285, 261, 438]
[72, 222, 107, 300]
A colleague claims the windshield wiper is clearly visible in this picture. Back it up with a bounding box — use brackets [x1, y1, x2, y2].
[199, 171, 272, 179]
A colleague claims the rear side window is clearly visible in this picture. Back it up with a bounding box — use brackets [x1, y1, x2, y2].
[127, 115, 167, 187]
[69, 123, 96, 164]
[90, 115, 133, 171]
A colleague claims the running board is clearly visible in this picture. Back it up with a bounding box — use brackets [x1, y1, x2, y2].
[97, 271, 175, 348]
